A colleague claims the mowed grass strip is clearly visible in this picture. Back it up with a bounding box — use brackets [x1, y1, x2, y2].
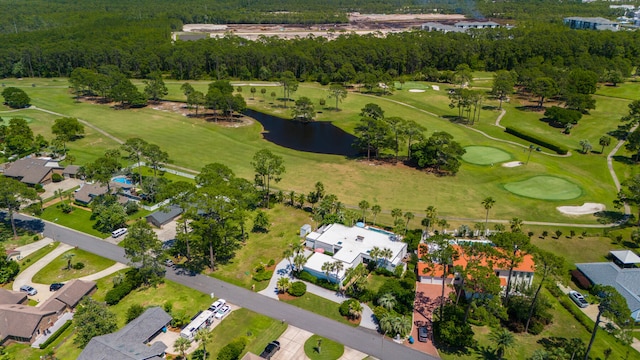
[31, 248, 115, 284]
[40, 205, 105, 238]
[462, 146, 512, 165]
[304, 334, 345, 360]
[281, 292, 356, 327]
[503, 176, 582, 200]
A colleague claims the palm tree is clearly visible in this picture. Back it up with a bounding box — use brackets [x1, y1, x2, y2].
[358, 200, 370, 224]
[296, 193, 305, 208]
[391, 208, 403, 222]
[369, 246, 381, 268]
[438, 219, 449, 233]
[490, 328, 515, 360]
[283, 248, 294, 269]
[62, 252, 75, 270]
[424, 206, 438, 234]
[348, 301, 363, 319]
[510, 217, 523, 233]
[112, 272, 124, 286]
[293, 254, 307, 273]
[371, 204, 381, 225]
[379, 313, 394, 334]
[321, 261, 334, 281]
[599, 135, 612, 154]
[332, 261, 344, 284]
[173, 336, 191, 359]
[481, 197, 495, 231]
[292, 242, 305, 256]
[403, 212, 414, 232]
[380, 248, 393, 269]
[194, 328, 212, 359]
[277, 277, 291, 294]
[377, 292, 397, 311]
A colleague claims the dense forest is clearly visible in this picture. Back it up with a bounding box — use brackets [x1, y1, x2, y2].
[0, 0, 637, 80]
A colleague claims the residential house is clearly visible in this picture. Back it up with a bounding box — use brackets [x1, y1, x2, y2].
[146, 205, 183, 228]
[2, 157, 63, 186]
[74, 182, 132, 205]
[0, 279, 96, 345]
[78, 307, 172, 360]
[62, 165, 81, 179]
[576, 250, 640, 320]
[417, 241, 535, 291]
[563, 17, 620, 30]
[303, 223, 407, 284]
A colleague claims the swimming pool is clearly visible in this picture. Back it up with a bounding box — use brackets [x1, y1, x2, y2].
[367, 226, 395, 237]
[112, 176, 133, 185]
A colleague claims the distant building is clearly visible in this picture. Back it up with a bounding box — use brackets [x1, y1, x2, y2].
[422, 21, 500, 33]
[146, 205, 183, 228]
[2, 157, 63, 186]
[563, 17, 620, 31]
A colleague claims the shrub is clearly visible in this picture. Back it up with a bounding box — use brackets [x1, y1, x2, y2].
[163, 301, 173, 314]
[25, 203, 43, 216]
[52, 173, 63, 182]
[124, 201, 139, 215]
[60, 203, 73, 214]
[505, 127, 568, 155]
[374, 267, 394, 277]
[393, 265, 405, 278]
[297, 270, 316, 283]
[267, 259, 275, 267]
[39, 320, 72, 349]
[105, 269, 142, 305]
[288, 281, 307, 297]
[217, 337, 247, 360]
[295, 270, 339, 291]
[72, 262, 85, 270]
[339, 299, 359, 317]
[252, 270, 273, 282]
[126, 304, 145, 324]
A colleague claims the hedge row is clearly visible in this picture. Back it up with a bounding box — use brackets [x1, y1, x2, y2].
[505, 127, 569, 155]
[558, 296, 594, 333]
[295, 270, 339, 291]
[105, 269, 143, 305]
[39, 320, 72, 349]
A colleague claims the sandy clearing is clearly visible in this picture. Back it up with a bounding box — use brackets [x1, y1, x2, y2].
[431, 85, 440, 91]
[502, 161, 523, 168]
[408, 89, 426, 93]
[557, 203, 605, 215]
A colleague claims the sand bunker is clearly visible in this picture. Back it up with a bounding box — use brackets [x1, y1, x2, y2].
[557, 203, 605, 215]
[408, 89, 425, 93]
[431, 85, 440, 91]
[502, 161, 523, 168]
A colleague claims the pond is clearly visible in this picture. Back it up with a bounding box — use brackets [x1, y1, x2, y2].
[245, 109, 358, 157]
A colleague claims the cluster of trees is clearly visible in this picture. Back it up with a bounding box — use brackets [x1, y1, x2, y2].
[0, 245, 19, 284]
[1, 87, 30, 108]
[69, 67, 147, 107]
[181, 80, 246, 119]
[0, 117, 44, 157]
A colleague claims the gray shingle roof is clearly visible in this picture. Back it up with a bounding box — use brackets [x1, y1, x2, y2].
[63, 165, 80, 176]
[610, 250, 640, 264]
[146, 205, 183, 226]
[78, 307, 172, 360]
[0, 304, 56, 341]
[0, 288, 27, 305]
[3, 158, 56, 185]
[576, 262, 640, 313]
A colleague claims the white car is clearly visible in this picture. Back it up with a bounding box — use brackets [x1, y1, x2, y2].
[209, 299, 226, 312]
[215, 305, 231, 319]
[569, 291, 589, 308]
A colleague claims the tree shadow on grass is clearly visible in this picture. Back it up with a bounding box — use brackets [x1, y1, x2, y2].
[593, 210, 627, 225]
[473, 345, 498, 360]
[442, 115, 469, 124]
[612, 155, 636, 165]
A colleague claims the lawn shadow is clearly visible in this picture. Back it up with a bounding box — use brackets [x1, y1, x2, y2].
[473, 345, 498, 360]
[515, 105, 543, 112]
[442, 115, 469, 124]
[612, 155, 636, 165]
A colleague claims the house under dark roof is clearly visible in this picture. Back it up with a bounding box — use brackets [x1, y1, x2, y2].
[78, 307, 172, 360]
[40, 279, 97, 312]
[2, 157, 62, 185]
[0, 289, 27, 305]
[146, 205, 183, 228]
[63, 165, 81, 178]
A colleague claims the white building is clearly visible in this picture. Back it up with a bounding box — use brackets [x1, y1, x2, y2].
[303, 223, 407, 284]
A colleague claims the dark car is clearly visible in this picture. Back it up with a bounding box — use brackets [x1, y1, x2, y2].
[49, 283, 64, 292]
[259, 340, 280, 359]
[418, 326, 428, 342]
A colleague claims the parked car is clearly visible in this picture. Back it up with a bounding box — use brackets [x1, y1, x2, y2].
[418, 326, 428, 342]
[209, 299, 226, 312]
[215, 305, 231, 319]
[569, 290, 589, 308]
[259, 340, 280, 359]
[49, 283, 64, 292]
[20, 285, 38, 296]
[164, 259, 175, 267]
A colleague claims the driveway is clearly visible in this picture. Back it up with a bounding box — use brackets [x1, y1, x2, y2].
[41, 178, 83, 201]
[272, 325, 368, 360]
[16, 213, 437, 360]
[411, 282, 450, 358]
[152, 220, 178, 242]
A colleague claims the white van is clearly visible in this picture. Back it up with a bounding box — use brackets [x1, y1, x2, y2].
[111, 228, 128, 238]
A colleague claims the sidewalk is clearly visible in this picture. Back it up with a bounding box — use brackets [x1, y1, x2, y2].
[259, 258, 292, 300]
[11, 237, 54, 259]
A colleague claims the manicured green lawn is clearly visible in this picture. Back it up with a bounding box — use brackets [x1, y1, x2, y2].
[503, 176, 583, 200]
[32, 248, 115, 284]
[1, 77, 634, 224]
[39, 205, 105, 238]
[304, 334, 345, 360]
[281, 292, 356, 327]
[206, 308, 288, 359]
[210, 204, 310, 291]
[16, 242, 60, 275]
[462, 146, 513, 165]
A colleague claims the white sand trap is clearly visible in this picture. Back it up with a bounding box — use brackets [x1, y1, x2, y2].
[557, 203, 605, 215]
[431, 85, 440, 91]
[502, 161, 523, 168]
[408, 89, 425, 93]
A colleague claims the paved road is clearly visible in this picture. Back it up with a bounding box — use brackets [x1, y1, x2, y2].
[16, 214, 435, 360]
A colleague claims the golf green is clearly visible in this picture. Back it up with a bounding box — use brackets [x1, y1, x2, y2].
[462, 146, 512, 165]
[0, 115, 34, 123]
[503, 176, 582, 200]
